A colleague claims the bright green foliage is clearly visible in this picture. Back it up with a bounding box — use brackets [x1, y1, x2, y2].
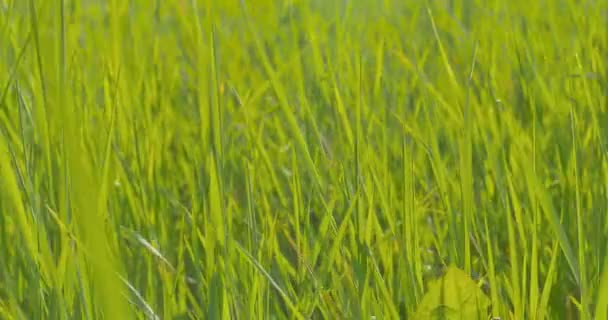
[414, 266, 490, 320]
[0, 0, 606, 319]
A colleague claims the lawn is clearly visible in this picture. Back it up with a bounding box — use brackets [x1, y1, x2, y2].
[0, 0, 606, 319]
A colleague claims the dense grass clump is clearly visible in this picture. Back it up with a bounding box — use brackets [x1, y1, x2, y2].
[0, 0, 606, 319]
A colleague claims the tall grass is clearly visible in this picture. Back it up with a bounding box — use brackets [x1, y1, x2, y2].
[0, 0, 606, 318]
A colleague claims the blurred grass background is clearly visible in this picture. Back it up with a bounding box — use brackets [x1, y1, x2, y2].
[0, 0, 606, 319]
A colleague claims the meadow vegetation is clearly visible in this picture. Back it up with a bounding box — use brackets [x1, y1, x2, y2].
[0, 0, 606, 319]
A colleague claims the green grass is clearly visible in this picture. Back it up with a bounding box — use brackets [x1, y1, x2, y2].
[0, 0, 606, 319]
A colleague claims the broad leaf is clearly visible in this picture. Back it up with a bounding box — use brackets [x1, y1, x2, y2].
[414, 266, 491, 320]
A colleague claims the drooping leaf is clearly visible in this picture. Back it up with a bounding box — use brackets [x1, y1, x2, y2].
[414, 266, 490, 320]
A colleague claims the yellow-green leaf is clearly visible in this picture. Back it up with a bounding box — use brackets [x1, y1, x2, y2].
[414, 266, 491, 320]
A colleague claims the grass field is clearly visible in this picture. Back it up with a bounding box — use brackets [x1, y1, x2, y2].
[0, 0, 606, 319]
